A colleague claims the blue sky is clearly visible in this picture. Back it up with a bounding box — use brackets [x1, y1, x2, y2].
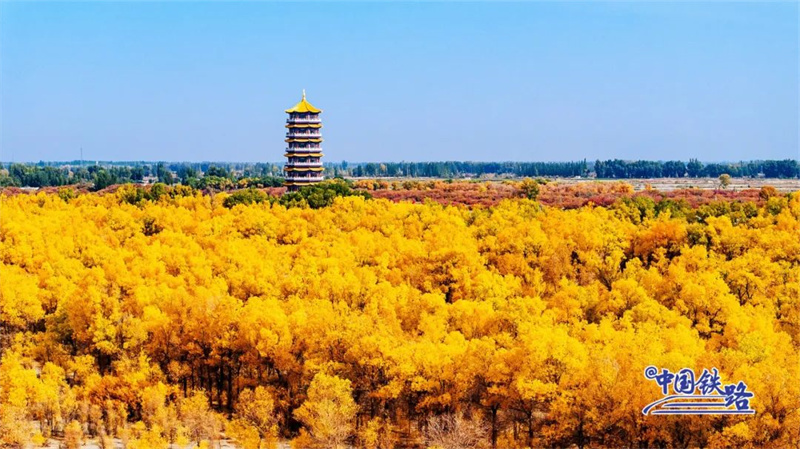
[1, 1, 797, 163]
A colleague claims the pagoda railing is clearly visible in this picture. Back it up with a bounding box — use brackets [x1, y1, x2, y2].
[287, 118, 321, 124]
[285, 162, 323, 167]
[286, 176, 324, 182]
[286, 132, 322, 139]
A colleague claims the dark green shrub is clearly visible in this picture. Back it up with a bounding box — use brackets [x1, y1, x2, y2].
[223, 188, 270, 208]
[280, 179, 371, 209]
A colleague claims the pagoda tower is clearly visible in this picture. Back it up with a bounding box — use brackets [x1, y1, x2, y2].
[284, 90, 324, 191]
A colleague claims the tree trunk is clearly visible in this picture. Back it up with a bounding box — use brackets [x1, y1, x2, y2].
[491, 405, 499, 449]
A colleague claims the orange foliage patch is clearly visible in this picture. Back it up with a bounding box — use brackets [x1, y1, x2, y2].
[364, 180, 769, 209]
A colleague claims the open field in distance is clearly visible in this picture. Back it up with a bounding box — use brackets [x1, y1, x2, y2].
[554, 177, 800, 192]
[350, 176, 800, 192]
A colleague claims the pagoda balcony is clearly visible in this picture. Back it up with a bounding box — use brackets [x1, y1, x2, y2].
[286, 147, 322, 152]
[286, 175, 324, 182]
[286, 132, 322, 139]
[285, 162, 323, 167]
[287, 117, 321, 124]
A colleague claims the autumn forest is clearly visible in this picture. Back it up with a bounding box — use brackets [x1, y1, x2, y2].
[1, 182, 798, 449]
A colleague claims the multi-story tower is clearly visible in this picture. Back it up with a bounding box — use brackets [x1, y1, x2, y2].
[284, 90, 324, 191]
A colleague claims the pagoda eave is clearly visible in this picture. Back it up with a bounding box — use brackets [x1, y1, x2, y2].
[285, 138, 323, 143]
[286, 124, 323, 129]
[284, 153, 324, 158]
[284, 167, 324, 172]
[284, 181, 319, 187]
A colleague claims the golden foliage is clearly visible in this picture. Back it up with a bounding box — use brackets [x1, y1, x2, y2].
[0, 190, 798, 448]
[294, 373, 357, 449]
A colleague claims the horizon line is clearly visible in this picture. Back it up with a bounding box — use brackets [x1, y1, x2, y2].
[3, 158, 799, 165]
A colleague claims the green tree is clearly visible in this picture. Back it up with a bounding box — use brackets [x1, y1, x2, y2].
[687, 158, 704, 177]
[92, 170, 117, 191]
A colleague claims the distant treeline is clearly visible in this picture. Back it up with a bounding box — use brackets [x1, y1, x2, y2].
[0, 162, 284, 190]
[336, 161, 589, 178]
[1, 159, 798, 188]
[594, 159, 799, 179]
[338, 159, 799, 179]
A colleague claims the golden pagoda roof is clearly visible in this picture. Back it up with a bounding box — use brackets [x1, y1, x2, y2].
[285, 153, 324, 158]
[284, 181, 319, 186]
[286, 124, 322, 129]
[286, 138, 323, 143]
[284, 166, 324, 172]
[285, 90, 322, 114]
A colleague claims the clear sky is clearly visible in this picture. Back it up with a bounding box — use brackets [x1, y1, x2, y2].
[1, 1, 798, 163]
